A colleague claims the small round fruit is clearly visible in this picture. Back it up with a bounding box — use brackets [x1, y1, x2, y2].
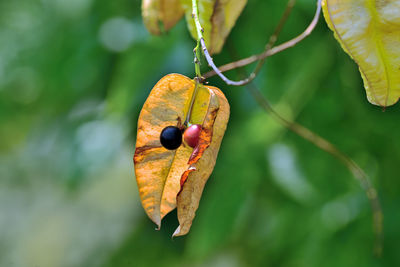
[160, 126, 182, 150]
[184, 124, 202, 148]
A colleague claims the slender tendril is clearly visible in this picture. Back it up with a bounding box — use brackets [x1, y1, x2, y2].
[191, 0, 383, 255]
[194, 43, 202, 78]
[184, 0, 204, 127]
[203, 0, 322, 80]
[192, 0, 204, 79]
[184, 77, 200, 127]
[242, 0, 297, 85]
[243, 76, 383, 256]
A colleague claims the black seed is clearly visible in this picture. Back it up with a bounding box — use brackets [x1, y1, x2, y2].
[160, 126, 182, 150]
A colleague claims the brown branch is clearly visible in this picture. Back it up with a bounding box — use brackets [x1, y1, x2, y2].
[246, 81, 383, 256]
[203, 0, 322, 80]
[202, 0, 296, 86]
[227, 42, 383, 256]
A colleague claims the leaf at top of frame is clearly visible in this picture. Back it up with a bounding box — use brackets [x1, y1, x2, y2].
[181, 0, 247, 55]
[322, 0, 400, 107]
[142, 0, 185, 35]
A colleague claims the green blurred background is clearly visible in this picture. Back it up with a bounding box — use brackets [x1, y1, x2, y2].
[1, 0, 399, 266]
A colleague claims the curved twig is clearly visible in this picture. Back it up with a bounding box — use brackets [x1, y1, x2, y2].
[192, 0, 383, 254]
[246, 80, 383, 256]
[203, 0, 322, 80]
[227, 44, 383, 256]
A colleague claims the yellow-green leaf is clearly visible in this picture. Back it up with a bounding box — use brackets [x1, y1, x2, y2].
[133, 74, 229, 234]
[142, 0, 185, 35]
[181, 0, 247, 54]
[322, 0, 400, 107]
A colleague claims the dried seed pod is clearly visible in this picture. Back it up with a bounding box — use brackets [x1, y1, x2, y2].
[134, 74, 229, 235]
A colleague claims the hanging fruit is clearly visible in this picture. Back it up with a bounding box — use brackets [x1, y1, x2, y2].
[133, 74, 229, 235]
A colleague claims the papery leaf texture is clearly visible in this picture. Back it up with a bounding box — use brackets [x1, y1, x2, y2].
[181, 0, 247, 54]
[173, 82, 229, 236]
[142, 0, 185, 35]
[133, 74, 229, 235]
[322, 0, 400, 107]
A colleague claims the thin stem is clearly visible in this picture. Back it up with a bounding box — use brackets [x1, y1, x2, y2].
[200, 0, 296, 85]
[201, 38, 249, 86]
[192, 0, 203, 42]
[191, 0, 252, 85]
[185, 0, 203, 127]
[193, 43, 202, 78]
[191, 0, 203, 79]
[248, 82, 383, 256]
[203, 0, 322, 79]
[228, 46, 383, 256]
[240, 0, 297, 85]
[184, 77, 200, 126]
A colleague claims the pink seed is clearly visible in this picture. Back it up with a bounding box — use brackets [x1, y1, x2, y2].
[184, 124, 202, 148]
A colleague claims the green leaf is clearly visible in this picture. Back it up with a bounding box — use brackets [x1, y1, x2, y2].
[322, 0, 400, 107]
